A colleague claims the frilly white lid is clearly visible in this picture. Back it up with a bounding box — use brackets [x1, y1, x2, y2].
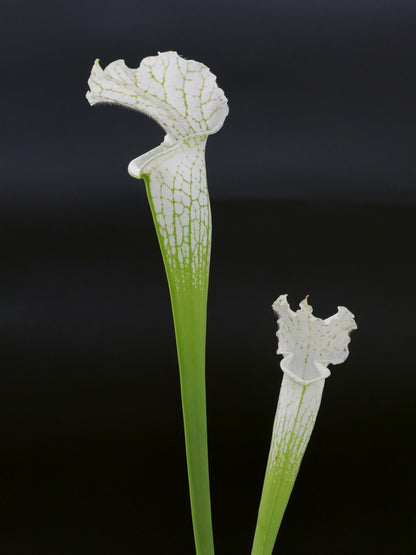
[272, 294, 357, 385]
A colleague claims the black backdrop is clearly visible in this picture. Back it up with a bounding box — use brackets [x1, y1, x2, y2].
[1, 1, 415, 553]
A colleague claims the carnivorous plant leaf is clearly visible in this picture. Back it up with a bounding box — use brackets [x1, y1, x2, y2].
[251, 295, 357, 555]
[86, 51, 228, 555]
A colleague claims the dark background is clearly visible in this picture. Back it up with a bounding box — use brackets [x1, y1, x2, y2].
[1, 1, 415, 553]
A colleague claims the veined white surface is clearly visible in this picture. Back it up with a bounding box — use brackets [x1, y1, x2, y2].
[269, 374, 324, 471]
[86, 51, 228, 141]
[268, 295, 356, 472]
[273, 294, 357, 384]
[145, 136, 211, 287]
[86, 51, 228, 287]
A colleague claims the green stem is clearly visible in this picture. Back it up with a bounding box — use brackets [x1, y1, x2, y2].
[172, 288, 214, 555]
[143, 175, 215, 555]
[251, 389, 305, 555]
[251, 377, 324, 555]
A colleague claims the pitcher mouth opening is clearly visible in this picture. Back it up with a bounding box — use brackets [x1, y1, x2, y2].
[127, 138, 181, 179]
[280, 354, 331, 386]
[127, 134, 208, 179]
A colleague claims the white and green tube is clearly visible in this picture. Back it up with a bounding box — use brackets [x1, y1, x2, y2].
[86, 51, 229, 555]
[251, 295, 356, 555]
